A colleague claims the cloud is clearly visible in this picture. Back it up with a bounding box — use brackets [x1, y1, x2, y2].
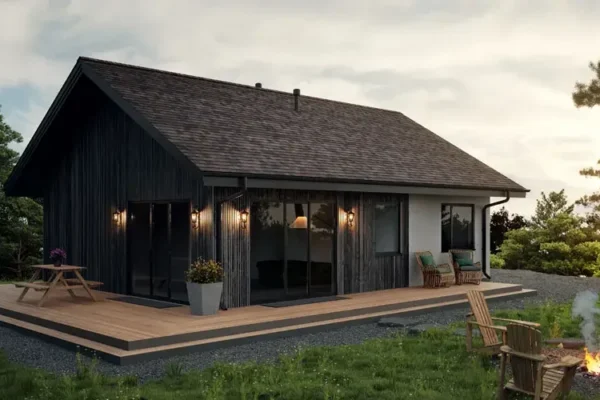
[1, 0, 600, 218]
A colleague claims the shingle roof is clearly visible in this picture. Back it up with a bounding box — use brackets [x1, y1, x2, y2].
[82, 57, 526, 192]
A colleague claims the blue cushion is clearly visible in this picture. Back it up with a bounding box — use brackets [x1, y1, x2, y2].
[459, 265, 481, 272]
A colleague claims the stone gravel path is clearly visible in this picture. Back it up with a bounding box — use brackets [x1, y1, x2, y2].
[1, 269, 599, 397]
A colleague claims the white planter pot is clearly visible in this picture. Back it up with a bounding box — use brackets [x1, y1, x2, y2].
[186, 281, 223, 316]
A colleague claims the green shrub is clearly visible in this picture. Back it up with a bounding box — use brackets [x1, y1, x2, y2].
[185, 258, 224, 284]
[573, 241, 600, 261]
[540, 242, 571, 258]
[165, 361, 184, 379]
[489, 254, 505, 269]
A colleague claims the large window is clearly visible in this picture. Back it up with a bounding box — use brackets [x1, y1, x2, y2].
[250, 201, 335, 304]
[375, 202, 400, 254]
[441, 204, 475, 252]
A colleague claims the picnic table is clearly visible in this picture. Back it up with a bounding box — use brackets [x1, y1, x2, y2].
[15, 265, 103, 307]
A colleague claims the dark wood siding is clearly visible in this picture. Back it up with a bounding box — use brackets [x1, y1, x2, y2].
[42, 77, 206, 294]
[342, 193, 408, 294]
[40, 78, 408, 304]
[216, 188, 250, 309]
[212, 188, 408, 307]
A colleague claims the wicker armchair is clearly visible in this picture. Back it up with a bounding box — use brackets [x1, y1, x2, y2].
[415, 251, 455, 288]
[448, 249, 482, 285]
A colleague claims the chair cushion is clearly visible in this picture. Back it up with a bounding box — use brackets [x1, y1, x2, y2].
[456, 258, 473, 267]
[436, 265, 453, 274]
[459, 265, 481, 272]
[419, 254, 436, 267]
[453, 252, 472, 261]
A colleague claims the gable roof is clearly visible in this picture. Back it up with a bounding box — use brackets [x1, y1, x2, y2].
[6, 57, 528, 195]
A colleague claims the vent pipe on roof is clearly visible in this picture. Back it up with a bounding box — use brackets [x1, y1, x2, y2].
[293, 88, 300, 111]
[255, 83, 262, 88]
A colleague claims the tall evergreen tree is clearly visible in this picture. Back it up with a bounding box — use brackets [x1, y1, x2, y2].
[573, 59, 600, 222]
[0, 106, 43, 279]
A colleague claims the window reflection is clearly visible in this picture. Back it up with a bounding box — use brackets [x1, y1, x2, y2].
[286, 203, 308, 297]
[374, 203, 399, 253]
[310, 203, 334, 296]
[250, 202, 284, 304]
[441, 204, 474, 252]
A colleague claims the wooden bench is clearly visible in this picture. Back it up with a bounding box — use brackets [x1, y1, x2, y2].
[15, 282, 52, 291]
[62, 279, 104, 288]
[15, 281, 85, 290]
[16, 265, 100, 307]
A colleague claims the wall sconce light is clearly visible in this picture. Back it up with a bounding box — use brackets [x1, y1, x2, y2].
[346, 210, 355, 228]
[240, 210, 249, 229]
[191, 209, 199, 229]
[113, 209, 123, 225]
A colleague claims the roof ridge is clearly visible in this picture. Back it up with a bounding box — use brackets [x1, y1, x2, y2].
[77, 56, 414, 118]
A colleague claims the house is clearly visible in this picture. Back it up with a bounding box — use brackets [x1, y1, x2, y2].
[5, 57, 528, 308]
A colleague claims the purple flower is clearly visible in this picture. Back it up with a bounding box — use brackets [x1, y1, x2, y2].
[49, 248, 67, 262]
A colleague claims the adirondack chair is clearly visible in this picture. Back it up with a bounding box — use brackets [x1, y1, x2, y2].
[415, 251, 455, 288]
[448, 249, 483, 285]
[465, 290, 541, 354]
[498, 324, 582, 400]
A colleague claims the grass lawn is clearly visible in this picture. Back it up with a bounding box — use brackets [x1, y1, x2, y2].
[0, 301, 598, 400]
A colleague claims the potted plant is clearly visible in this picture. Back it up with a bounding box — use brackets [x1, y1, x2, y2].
[185, 258, 224, 315]
[49, 248, 67, 267]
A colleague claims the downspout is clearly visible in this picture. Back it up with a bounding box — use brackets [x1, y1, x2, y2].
[215, 177, 248, 310]
[481, 191, 510, 279]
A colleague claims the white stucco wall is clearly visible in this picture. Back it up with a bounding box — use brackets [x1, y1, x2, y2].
[407, 194, 491, 287]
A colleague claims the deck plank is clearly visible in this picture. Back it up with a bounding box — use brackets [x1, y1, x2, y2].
[0, 282, 525, 344]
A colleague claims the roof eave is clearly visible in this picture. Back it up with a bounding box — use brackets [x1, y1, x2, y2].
[201, 172, 529, 196]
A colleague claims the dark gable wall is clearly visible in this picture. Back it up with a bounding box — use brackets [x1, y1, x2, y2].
[43, 77, 211, 293]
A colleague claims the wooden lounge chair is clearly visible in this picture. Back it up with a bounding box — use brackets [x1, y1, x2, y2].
[448, 249, 483, 285]
[498, 324, 582, 400]
[465, 290, 540, 354]
[415, 251, 455, 288]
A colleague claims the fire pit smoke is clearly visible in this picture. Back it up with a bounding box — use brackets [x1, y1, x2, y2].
[572, 290, 600, 376]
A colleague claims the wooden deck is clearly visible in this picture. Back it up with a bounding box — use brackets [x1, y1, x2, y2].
[0, 282, 536, 365]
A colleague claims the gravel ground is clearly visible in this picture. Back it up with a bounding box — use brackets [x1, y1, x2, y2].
[1, 269, 600, 396]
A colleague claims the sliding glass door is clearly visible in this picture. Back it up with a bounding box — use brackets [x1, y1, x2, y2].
[309, 203, 335, 297]
[250, 201, 335, 304]
[128, 201, 190, 302]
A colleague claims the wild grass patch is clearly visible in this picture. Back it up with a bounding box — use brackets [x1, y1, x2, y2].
[1, 301, 598, 399]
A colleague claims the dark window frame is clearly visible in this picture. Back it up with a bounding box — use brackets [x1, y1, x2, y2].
[374, 200, 402, 256]
[248, 199, 337, 303]
[441, 203, 475, 252]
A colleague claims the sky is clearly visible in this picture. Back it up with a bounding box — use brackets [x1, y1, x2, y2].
[1, 0, 600, 217]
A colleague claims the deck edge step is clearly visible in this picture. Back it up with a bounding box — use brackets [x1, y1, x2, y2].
[0, 288, 536, 365]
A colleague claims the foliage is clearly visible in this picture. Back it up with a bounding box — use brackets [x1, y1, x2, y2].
[489, 206, 528, 253]
[493, 300, 595, 340]
[489, 253, 505, 269]
[573, 60, 600, 108]
[530, 189, 574, 229]
[186, 258, 224, 284]
[0, 105, 43, 280]
[572, 61, 600, 239]
[49, 248, 67, 263]
[2, 301, 597, 399]
[497, 190, 600, 276]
